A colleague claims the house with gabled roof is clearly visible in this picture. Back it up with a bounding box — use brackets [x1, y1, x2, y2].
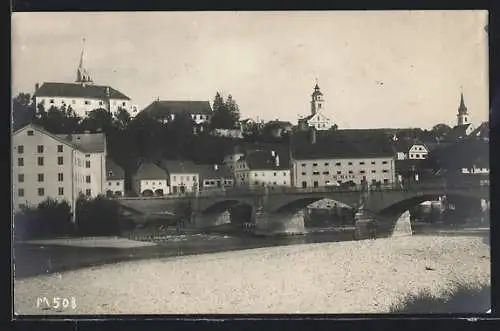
[158, 159, 201, 195]
[198, 164, 234, 190]
[105, 157, 126, 197]
[234, 149, 291, 188]
[131, 162, 168, 197]
[12, 123, 114, 215]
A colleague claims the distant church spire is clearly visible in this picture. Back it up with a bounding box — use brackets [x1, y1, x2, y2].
[76, 38, 93, 84]
[457, 88, 470, 127]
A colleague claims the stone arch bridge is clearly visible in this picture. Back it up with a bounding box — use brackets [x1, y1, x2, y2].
[116, 181, 489, 236]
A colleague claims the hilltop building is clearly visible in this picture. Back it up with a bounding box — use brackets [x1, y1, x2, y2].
[298, 81, 333, 131]
[449, 92, 475, 140]
[33, 39, 136, 118]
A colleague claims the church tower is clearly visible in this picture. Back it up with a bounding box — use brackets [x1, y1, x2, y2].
[76, 38, 93, 85]
[456, 91, 470, 126]
[310, 79, 324, 115]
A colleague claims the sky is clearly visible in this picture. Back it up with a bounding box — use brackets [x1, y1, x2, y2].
[12, 11, 489, 129]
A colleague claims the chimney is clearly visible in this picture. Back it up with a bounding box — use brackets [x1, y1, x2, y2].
[105, 87, 110, 98]
[275, 154, 280, 167]
[35, 83, 40, 92]
[310, 126, 317, 144]
[214, 164, 219, 171]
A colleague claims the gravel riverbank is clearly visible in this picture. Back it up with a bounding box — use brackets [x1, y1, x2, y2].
[14, 235, 490, 315]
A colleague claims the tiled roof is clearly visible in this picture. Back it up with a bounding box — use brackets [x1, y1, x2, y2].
[430, 139, 489, 169]
[294, 139, 394, 160]
[140, 100, 213, 117]
[198, 165, 233, 180]
[106, 158, 125, 180]
[34, 82, 131, 100]
[159, 159, 201, 174]
[471, 121, 489, 138]
[450, 123, 473, 139]
[134, 162, 167, 180]
[243, 149, 290, 170]
[56, 132, 106, 153]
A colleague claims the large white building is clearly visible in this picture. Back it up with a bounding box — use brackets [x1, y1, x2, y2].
[234, 150, 291, 188]
[33, 39, 136, 118]
[298, 82, 334, 131]
[12, 123, 115, 213]
[131, 162, 169, 197]
[159, 160, 201, 195]
[292, 131, 396, 188]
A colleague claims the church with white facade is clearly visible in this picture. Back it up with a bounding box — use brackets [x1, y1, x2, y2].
[298, 81, 334, 131]
[33, 39, 137, 118]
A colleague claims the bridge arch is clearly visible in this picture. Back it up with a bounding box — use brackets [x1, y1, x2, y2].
[273, 196, 357, 214]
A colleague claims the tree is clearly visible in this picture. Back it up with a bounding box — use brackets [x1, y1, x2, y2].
[12, 93, 36, 131]
[81, 108, 115, 133]
[210, 92, 240, 129]
[114, 107, 132, 130]
[431, 123, 452, 141]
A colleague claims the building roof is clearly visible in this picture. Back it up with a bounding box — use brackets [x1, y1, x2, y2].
[450, 123, 473, 140]
[198, 165, 233, 180]
[34, 82, 131, 100]
[56, 132, 106, 153]
[106, 157, 125, 180]
[140, 100, 213, 118]
[266, 120, 293, 128]
[159, 159, 201, 174]
[241, 149, 290, 171]
[294, 139, 394, 160]
[471, 121, 489, 138]
[13, 123, 83, 151]
[134, 162, 168, 180]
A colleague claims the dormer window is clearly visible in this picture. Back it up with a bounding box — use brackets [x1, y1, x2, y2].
[27, 130, 34, 136]
[108, 171, 113, 177]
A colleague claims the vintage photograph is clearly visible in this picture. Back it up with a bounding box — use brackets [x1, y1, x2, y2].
[12, 11, 490, 315]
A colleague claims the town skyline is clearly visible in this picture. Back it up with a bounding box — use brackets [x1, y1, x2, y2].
[12, 11, 489, 129]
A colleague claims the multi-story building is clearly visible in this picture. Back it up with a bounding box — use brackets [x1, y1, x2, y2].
[292, 130, 396, 188]
[12, 123, 110, 213]
[160, 160, 201, 195]
[298, 81, 334, 131]
[198, 164, 234, 190]
[104, 157, 126, 197]
[234, 150, 291, 188]
[393, 139, 430, 160]
[131, 162, 168, 197]
[33, 39, 136, 118]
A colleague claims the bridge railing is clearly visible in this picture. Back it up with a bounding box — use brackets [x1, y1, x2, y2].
[114, 176, 487, 200]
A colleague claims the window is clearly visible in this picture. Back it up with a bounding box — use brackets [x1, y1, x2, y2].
[323, 171, 329, 175]
[38, 173, 44, 182]
[18, 174, 24, 182]
[324, 162, 329, 166]
[38, 188, 44, 196]
[371, 161, 376, 165]
[57, 156, 63, 165]
[383, 179, 389, 184]
[173, 176, 176, 181]
[313, 171, 320, 175]
[273, 182, 277, 185]
[371, 170, 376, 173]
[335, 162, 341, 166]
[18, 157, 24, 166]
[273, 172, 277, 176]
[348, 162, 353, 166]
[410, 154, 414, 158]
[283, 172, 287, 176]
[313, 181, 319, 188]
[382, 161, 388, 164]
[337, 171, 341, 175]
[283, 181, 287, 185]
[301, 181, 307, 188]
[348, 170, 353, 174]
[18, 188, 24, 197]
[254, 181, 259, 185]
[122, 102, 126, 106]
[84, 100, 90, 105]
[301, 163, 306, 167]
[37, 145, 44, 153]
[108, 171, 113, 177]
[301, 172, 306, 175]
[359, 161, 365, 165]
[313, 163, 318, 167]
[108, 182, 112, 186]
[85, 154, 90, 158]
[180, 176, 184, 181]
[86, 176, 91, 183]
[382, 170, 389, 173]
[27, 130, 34, 136]
[193, 176, 196, 181]
[58, 187, 64, 195]
[254, 173, 258, 177]
[50, 99, 55, 104]
[99, 101, 103, 106]
[85, 160, 91, 168]
[116, 182, 120, 186]
[37, 157, 44, 166]
[57, 145, 63, 153]
[85, 189, 92, 196]
[18, 145, 24, 154]
[360, 170, 366, 174]
[72, 100, 76, 104]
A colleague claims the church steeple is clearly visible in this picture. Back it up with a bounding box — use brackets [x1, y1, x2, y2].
[76, 38, 93, 84]
[311, 79, 324, 115]
[457, 89, 470, 126]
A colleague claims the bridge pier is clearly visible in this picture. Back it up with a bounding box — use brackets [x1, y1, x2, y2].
[253, 209, 307, 236]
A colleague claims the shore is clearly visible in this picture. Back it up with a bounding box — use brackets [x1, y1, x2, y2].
[14, 235, 490, 314]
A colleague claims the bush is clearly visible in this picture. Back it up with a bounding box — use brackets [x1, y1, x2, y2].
[390, 281, 490, 313]
[75, 194, 122, 236]
[13, 198, 74, 241]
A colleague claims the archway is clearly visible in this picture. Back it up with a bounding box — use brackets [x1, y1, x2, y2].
[154, 189, 164, 196]
[114, 191, 122, 197]
[142, 189, 154, 197]
[106, 190, 114, 198]
[195, 200, 254, 228]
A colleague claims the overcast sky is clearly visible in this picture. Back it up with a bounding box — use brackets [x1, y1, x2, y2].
[12, 11, 489, 129]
